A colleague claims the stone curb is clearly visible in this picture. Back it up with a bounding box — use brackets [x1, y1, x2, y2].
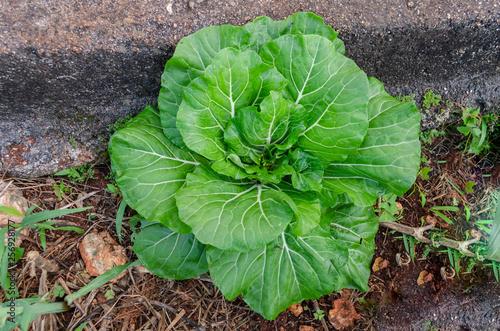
[1, 0, 499, 177]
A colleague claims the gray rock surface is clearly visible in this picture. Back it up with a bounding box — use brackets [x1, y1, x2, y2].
[1, 0, 499, 177]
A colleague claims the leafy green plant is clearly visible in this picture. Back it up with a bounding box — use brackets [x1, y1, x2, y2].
[52, 180, 70, 200]
[377, 193, 403, 222]
[419, 129, 445, 145]
[419, 166, 431, 180]
[109, 12, 421, 320]
[313, 309, 325, 320]
[52, 286, 65, 298]
[104, 289, 115, 300]
[457, 107, 496, 154]
[396, 93, 415, 103]
[422, 90, 442, 111]
[54, 163, 94, 184]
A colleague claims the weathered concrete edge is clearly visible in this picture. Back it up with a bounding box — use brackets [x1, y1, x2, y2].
[1, 18, 499, 178]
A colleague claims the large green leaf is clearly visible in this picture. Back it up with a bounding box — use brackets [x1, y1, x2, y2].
[132, 221, 208, 280]
[487, 198, 500, 261]
[244, 12, 345, 54]
[325, 203, 379, 291]
[322, 171, 386, 207]
[109, 105, 199, 233]
[324, 77, 421, 201]
[158, 25, 252, 147]
[176, 48, 287, 162]
[207, 227, 344, 320]
[176, 167, 293, 251]
[289, 148, 324, 192]
[267, 182, 321, 236]
[260, 34, 369, 164]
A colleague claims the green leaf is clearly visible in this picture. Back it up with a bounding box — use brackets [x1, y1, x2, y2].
[115, 199, 127, 244]
[109, 106, 198, 234]
[324, 77, 421, 203]
[289, 149, 324, 192]
[132, 221, 208, 280]
[158, 25, 252, 147]
[21, 207, 92, 227]
[487, 198, 500, 261]
[177, 48, 287, 163]
[0, 205, 24, 217]
[207, 227, 342, 320]
[326, 203, 379, 291]
[457, 126, 471, 135]
[269, 182, 321, 236]
[244, 12, 345, 54]
[176, 167, 293, 251]
[322, 171, 386, 207]
[260, 34, 369, 164]
[208, 201, 377, 320]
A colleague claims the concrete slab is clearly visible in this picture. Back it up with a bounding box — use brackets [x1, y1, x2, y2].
[1, 0, 499, 177]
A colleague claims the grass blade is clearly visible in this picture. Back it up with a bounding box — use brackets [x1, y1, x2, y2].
[115, 200, 127, 244]
[66, 260, 139, 305]
[22, 207, 91, 227]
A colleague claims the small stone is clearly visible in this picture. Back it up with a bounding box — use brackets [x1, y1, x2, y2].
[328, 298, 360, 330]
[288, 303, 304, 317]
[79, 231, 128, 282]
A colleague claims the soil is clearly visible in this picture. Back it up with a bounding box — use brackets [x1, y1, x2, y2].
[1, 101, 499, 330]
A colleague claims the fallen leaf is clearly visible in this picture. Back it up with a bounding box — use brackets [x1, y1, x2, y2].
[328, 298, 360, 330]
[288, 303, 304, 317]
[372, 257, 389, 272]
[299, 326, 314, 331]
[417, 270, 433, 286]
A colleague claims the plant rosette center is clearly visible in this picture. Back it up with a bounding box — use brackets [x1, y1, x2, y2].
[109, 12, 421, 320]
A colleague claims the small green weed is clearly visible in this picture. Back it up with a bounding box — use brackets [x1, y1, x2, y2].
[69, 136, 78, 148]
[52, 180, 71, 200]
[457, 107, 498, 154]
[52, 285, 66, 298]
[422, 90, 442, 111]
[54, 163, 94, 184]
[419, 166, 431, 180]
[394, 234, 416, 262]
[105, 288, 115, 300]
[396, 93, 415, 103]
[313, 309, 325, 320]
[420, 130, 446, 145]
[464, 180, 475, 194]
[377, 193, 403, 222]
